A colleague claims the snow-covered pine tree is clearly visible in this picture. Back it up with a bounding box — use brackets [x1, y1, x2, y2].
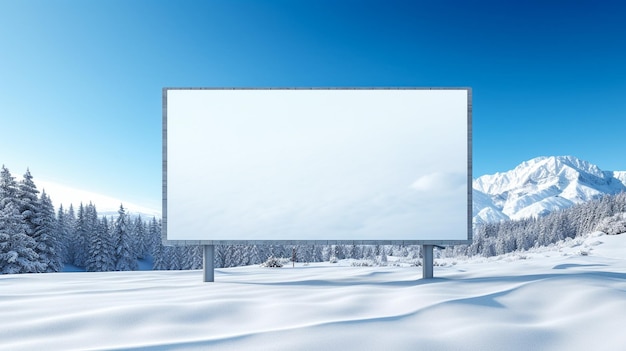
[55, 204, 70, 263]
[71, 203, 89, 267]
[133, 215, 148, 260]
[35, 190, 62, 272]
[0, 165, 18, 204]
[102, 216, 116, 271]
[0, 166, 45, 274]
[147, 217, 161, 258]
[374, 244, 382, 256]
[321, 245, 331, 261]
[379, 248, 388, 265]
[114, 205, 138, 271]
[221, 245, 236, 268]
[344, 244, 355, 259]
[181, 245, 202, 270]
[297, 245, 313, 263]
[85, 206, 115, 272]
[1, 167, 44, 273]
[17, 169, 41, 241]
[247, 245, 261, 266]
[265, 244, 280, 260]
[214, 245, 227, 268]
[64, 204, 77, 265]
[152, 240, 168, 270]
[407, 245, 420, 259]
[313, 245, 324, 262]
[166, 246, 183, 270]
[365, 245, 376, 261]
[332, 245, 345, 260]
[0, 201, 45, 273]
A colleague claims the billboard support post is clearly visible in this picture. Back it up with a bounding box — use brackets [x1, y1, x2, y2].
[203, 245, 215, 282]
[422, 245, 434, 279]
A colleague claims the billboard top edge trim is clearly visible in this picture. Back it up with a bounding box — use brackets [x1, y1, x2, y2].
[162, 87, 472, 92]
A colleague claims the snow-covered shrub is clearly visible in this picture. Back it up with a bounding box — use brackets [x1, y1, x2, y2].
[261, 256, 283, 268]
[595, 213, 626, 235]
[378, 252, 388, 266]
[410, 259, 422, 267]
[329, 255, 338, 264]
[351, 260, 375, 267]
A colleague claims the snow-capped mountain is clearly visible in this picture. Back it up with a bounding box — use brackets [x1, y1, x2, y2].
[473, 156, 626, 224]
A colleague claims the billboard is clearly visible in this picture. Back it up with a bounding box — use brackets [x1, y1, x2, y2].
[163, 88, 471, 245]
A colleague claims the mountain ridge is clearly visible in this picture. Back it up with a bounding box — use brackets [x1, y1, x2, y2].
[473, 156, 626, 224]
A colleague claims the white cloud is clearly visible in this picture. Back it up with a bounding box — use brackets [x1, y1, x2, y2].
[36, 179, 160, 217]
[411, 172, 466, 193]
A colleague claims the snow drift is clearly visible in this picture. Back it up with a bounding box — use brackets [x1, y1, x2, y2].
[1, 232, 626, 351]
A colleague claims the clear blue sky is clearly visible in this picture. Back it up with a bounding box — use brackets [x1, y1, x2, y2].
[1, 0, 625, 211]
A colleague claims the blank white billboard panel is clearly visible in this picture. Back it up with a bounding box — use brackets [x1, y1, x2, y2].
[164, 88, 471, 243]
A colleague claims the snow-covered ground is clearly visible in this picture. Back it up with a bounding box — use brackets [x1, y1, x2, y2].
[2, 232, 626, 351]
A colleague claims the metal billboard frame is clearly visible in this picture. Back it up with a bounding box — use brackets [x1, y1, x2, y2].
[162, 87, 472, 281]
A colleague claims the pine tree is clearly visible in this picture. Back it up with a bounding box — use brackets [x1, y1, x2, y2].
[103, 216, 116, 270]
[114, 205, 138, 271]
[133, 216, 148, 260]
[17, 169, 41, 240]
[64, 204, 77, 265]
[86, 215, 115, 272]
[152, 240, 168, 270]
[72, 203, 89, 267]
[295, 245, 309, 264]
[0, 167, 42, 273]
[247, 245, 261, 265]
[379, 248, 388, 265]
[214, 245, 227, 268]
[0, 165, 17, 204]
[182, 245, 202, 269]
[334, 245, 345, 260]
[222, 245, 236, 268]
[167, 246, 183, 270]
[0, 201, 45, 273]
[0, 166, 45, 274]
[35, 191, 62, 272]
[321, 245, 331, 261]
[148, 217, 161, 258]
[56, 204, 70, 263]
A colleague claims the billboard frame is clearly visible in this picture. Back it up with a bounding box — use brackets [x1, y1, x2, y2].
[162, 87, 472, 280]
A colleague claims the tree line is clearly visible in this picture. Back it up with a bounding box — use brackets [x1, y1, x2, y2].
[0, 165, 160, 273]
[2, 165, 625, 274]
[451, 192, 626, 258]
[0, 166, 419, 273]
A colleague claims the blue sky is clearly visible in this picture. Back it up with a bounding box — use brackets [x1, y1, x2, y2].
[1, 0, 625, 211]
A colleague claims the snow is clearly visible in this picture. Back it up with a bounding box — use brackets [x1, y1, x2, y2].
[2, 233, 626, 350]
[612, 171, 626, 187]
[473, 156, 626, 223]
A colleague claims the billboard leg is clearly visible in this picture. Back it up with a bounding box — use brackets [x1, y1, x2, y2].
[203, 245, 215, 282]
[422, 245, 434, 279]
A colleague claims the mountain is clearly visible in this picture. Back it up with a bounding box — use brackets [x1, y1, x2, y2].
[473, 156, 626, 224]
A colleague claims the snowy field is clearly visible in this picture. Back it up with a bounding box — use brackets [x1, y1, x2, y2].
[2, 232, 626, 351]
